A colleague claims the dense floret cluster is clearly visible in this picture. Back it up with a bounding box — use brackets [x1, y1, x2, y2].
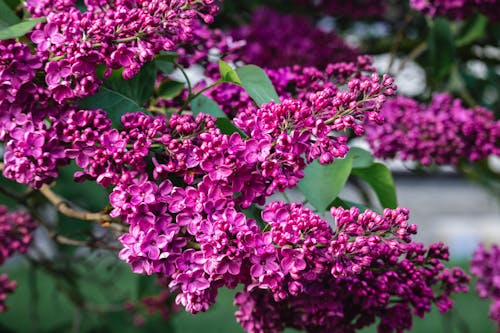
[227, 8, 358, 69]
[0, 274, 16, 312]
[0, 206, 37, 312]
[25, 0, 219, 101]
[0, 206, 37, 265]
[234, 203, 469, 333]
[0, 0, 483, 331]
[205, 55, 376, 116]
[410, 0, 499, 21]
[365, 94, 500, 165]
[471, 244, 500, 331]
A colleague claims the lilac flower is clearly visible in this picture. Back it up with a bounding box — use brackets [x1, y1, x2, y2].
[31, 23, 65, 52]
[471, 244, 500, 330]
[410, 0, 500, 21]
[0, 274, 17, 312]
[365, 94, 500, 165]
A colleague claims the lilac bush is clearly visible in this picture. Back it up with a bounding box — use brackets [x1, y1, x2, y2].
[471, 244, 500, 331]
[0, 0, 498, 332]
[365, 94, 500, 165]
[410, 0, 500, 21]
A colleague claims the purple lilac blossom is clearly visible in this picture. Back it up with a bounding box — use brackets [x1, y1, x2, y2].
[228, 8, 359, 69]
[25, 0, 220, 102]
[365, 94, 500, 165]
[471, 244, 500, 331]
[410, 0, 500, 21]
[0, 206, 37, 265]
[201, 55, 377, 117]
[0, 274, 17, 312]
[233, 203, 469, 333]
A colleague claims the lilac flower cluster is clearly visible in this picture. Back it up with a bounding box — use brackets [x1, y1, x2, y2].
[0, 207, 37, 313]
[233, 203, 469, 333]
[75, 71, 392, 314]
[0, 274, 16, 312]
[228, 8, 358, 69]
[365, 94, 500, 165]
[205, 55, 377, 117]
[410, 0, 499, 21]
[125, 289, 178, 326]
[0, 206, 37, 265]
[471, 244, 500, 330]
[293, 0, 386, 19]
[25, 0, 219, 102]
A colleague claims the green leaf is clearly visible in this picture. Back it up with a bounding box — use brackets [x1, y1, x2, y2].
[191, 94, 247, 137]
[157, 80, 185, 99]
[298, 157, 353, 213]
[0, 17, 46, 40]
[156, 60, 174, 75]
[455, 14, 487, 47]
[235, 65, 280, 106]
[328, 197, 368, 211]
[103, 61, 156, 106]
[78, 86, 144, 125]
[219, 60, 241, 84]
[242, 204, 265, 229]
[427, 18, 456, 80]
[79, 61, 156, 125]
[156, 51, 180, 62]
[0, 0, 20, 28]
[347, 147, 374, 169]
[351, 163, 398, 209]
[191, 94, 227, 118]
[154, 52, 179, 75]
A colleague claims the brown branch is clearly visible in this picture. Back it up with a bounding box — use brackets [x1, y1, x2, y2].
[39, 185, 127, 233]
[47, 232, 123, 252]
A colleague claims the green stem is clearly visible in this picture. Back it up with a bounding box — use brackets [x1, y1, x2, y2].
[178, 79, 223, 114]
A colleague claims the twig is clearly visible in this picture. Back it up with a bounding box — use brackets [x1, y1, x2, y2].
[40, 185, 111, 222]
[39, 185, 127, 233]
[387, 13, 414, 73]
[47, 232, 122, 252]
[398, 41, 428, 72]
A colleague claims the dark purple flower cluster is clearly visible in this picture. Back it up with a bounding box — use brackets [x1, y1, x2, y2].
[365, 94, 500, 165]
[0, 206, 37, 265]
[0, 207, 37, 313]
[471, 244, 500, 330]
[410, 0, 499, 21]
[233, 203, 469, 333]
[25, 0, 219, 102]
[293, 0, 386, 19]
[228, 8, 358, 69]
[0, 274, 16, 312]
[205, 55, 377, 117]
[70, 72, 391, 313]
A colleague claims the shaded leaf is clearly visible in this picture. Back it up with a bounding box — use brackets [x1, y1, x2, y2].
[347, 147, 374, 169]
[219, 60, 241, 84]
[157, 80, 185, 99]
[79, 62, 156, 125]
[78, 86, 145, 125]
[328, 197, 368, 212]
[427, 18, 455, 80]
[191, 94, 226, 118]
[0, 0, 20, 28]
[0, 17, 46, 40]
[351, 163, 398, 209]
[235, 65, 280, 106]
[456, 14, 487, 47]
[191, 94, 247, 137]
[298, 157, 353, 213]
